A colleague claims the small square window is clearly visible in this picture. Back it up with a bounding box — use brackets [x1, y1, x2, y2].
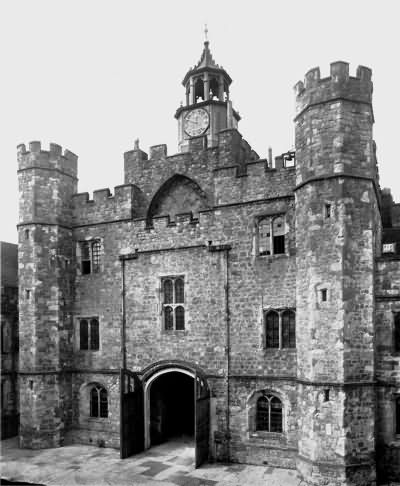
[325, 204, 331, 218]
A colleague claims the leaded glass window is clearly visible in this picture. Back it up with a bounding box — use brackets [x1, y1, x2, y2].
[256, 394, 283, 433]
[90, 385, 108, 418]
[79, 318, 100, 350]
[162, 276, 185, 330]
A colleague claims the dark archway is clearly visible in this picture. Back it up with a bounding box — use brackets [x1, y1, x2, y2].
[149, 371, 194, 446]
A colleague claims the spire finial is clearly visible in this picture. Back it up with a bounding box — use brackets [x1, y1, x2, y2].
[204, 23, 208, 42]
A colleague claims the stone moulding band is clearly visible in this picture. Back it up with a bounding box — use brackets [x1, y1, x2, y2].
[71, 195, 295, 229]
[297, 454, 375, 469]
[294, 173, 380, 205]
[17, 222, 73, 231]
[17, 166, 78, 181]
[294, 97, 374, 122]
[119, 243, 232, 260]
[16, 370, 379, 388]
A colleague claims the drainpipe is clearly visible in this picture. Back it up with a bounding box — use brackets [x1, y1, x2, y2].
[224, 247, 231, 461]
[208, 242, 232, 460]
[121, 257, 127, 370]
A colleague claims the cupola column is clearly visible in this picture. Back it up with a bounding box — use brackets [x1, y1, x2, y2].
[218, 74, 224, 101]
[204, 72, 210, 101]
[185, 86, 190, 106]
[189, 77, 195, 105]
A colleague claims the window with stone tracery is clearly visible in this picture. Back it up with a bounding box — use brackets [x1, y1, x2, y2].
[162, 276, 185, 330]
[265, 309, 296, 349]
[90, 385, 108, 418]
[257, 215, 286, 256]
[256, 394, 283, 433]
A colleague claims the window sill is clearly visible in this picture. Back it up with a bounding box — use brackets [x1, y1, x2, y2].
[161, 330, 188, 335]
[258, 253, 288, 259]
[249, 431, 286, 442]
[263, 348, 296, 353]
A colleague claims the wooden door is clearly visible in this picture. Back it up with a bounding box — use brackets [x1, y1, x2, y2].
[120, 369, 144, 459]
[194, 371, 210, 468]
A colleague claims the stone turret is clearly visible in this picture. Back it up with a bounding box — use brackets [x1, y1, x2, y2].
[17, 141, 78, 448]
[294, 63, 380, 485]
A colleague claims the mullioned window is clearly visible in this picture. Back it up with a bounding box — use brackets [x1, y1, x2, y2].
[161, 276, 185, 331]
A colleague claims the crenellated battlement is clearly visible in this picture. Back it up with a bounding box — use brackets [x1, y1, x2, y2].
[17, 141, 78, 178]
[72, 184, 146, 226]
[294, 61, 373, 116]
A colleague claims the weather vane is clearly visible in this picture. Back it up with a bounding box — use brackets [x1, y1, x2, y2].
[204, 23, 208, 42]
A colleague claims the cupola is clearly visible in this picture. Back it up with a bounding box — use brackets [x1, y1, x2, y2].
[175, 30, 240, 152]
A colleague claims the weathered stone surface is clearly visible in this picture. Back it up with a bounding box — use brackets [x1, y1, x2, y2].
[14, 57, 400, 485]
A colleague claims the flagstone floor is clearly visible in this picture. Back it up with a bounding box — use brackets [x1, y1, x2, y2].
[1, 436, 301, 486]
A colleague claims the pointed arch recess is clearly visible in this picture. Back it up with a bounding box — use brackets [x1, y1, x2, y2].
[147, 174, 209, 226]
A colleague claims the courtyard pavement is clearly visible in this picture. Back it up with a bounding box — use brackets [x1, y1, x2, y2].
[0, 436, 301, 486]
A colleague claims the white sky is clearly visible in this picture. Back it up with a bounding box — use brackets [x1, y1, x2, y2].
[1, 0, 399, 244]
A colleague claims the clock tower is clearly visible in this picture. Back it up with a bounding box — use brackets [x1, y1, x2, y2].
[175, 37, 240, 152]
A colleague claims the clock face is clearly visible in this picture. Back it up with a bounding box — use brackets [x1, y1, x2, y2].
[184, 108, 210, 137]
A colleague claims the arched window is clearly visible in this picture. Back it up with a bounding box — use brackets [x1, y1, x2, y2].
[266, 311, 279, 348]
[395, 313, 400, 352]
[164, 306, 173, 330]
[175, 306, 185, 330]
[90, 385, 108, 418]
[162, 276, 185, 330]
[256, 394, 283, 433]
[282, 310, 296, 348]
[164, 279, 173, 304]
[175, 278, 184, 303]
[256, 396, 269, 430]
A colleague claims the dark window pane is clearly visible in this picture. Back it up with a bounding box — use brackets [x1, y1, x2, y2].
[92, 241, 101, 273]
[396, 397, 400, 435]
[163, 280, 173, 304]
[175, 278, 184, 303]
[80, 320, 89, 350]
[395, 314, 400, 352]
[273, 235, 285, 254]
[270, 397, 283, 432]
[266, 312, 279, 348]
[90, 387, 99, 417]
[256, 396, 269, 431]
[90, 319, 99, 350]
[81, 242, 91, 274]
[175, 306, 185, 330]
[282, 310, 296, 348]
[100, 388, 108, 418]
[164, 306, 173, 330]
[81, 242, 90, 260]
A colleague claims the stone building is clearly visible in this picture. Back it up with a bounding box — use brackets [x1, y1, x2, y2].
[1, 241, 19, 439]
[16, 39, 400, 485]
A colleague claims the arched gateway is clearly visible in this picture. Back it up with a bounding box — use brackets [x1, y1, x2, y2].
[120, 361, 210, 467]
